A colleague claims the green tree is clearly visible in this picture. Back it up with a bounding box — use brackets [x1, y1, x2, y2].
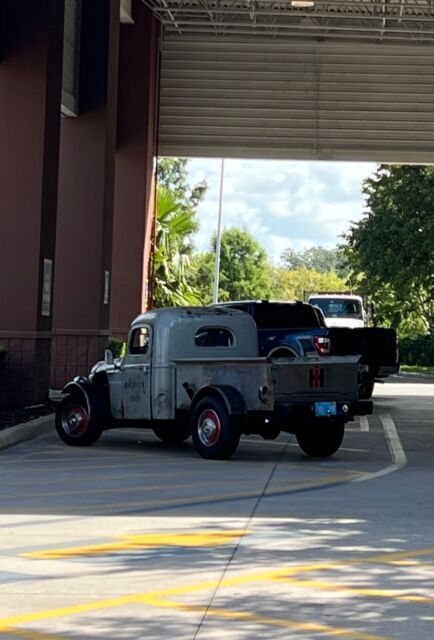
[270, 266, 347, 302]
[345, 165, 434, 333]
[151, 158, 208, 307]
[281, 246, 349, 278]
[157, 158, 207, 209]
[192, 227, 273, 303]
[153, 186, 200, 307]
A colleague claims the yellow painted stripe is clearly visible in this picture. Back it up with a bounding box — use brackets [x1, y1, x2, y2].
[4, 545, 434, 631]
[22, 530, 248, 559]
[143, 598, 392, 640]
[274, 578, 434, 606]
[1, 629, 67, 640]
[0, 565, 330, 630]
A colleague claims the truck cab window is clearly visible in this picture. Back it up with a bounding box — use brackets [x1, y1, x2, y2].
[195, 327, 235, 348]
[130, 327, 150, 355]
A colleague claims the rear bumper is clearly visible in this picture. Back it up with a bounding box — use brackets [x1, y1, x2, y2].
[377, 364, 400, 378]
[274, 399, 373, 423]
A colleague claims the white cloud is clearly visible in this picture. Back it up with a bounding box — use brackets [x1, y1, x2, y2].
[186, 158, 376, 261]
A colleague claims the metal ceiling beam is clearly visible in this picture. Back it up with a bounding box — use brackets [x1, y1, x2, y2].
[162, 24, 434, 40]
[149, 7, 434, 23]
[161, 18, 434, 35]
[142, 0, 434, 43]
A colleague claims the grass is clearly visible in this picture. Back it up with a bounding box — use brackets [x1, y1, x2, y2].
[400, 364, 434, 375]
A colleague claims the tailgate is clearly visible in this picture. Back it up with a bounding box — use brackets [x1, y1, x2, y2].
[329, 327, 398, 370]
[272, 356, 360, 403]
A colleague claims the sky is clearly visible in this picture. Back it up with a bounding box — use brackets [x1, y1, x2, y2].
[186, 159, 377, 265]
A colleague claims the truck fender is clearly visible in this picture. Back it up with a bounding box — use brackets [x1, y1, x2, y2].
[190, 385, 247, 417]
[62, 377, 108, 422]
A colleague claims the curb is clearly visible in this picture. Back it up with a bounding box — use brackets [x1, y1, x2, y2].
[0, 414, 55, 451]
[397, 372, 434, 381]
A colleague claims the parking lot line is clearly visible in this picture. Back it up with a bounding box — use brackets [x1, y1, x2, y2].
[359, 416, 370, 432]
[380, 414, 407, 468]
[2, 629, 67, 640]
[273, 577, 434, 606]
[3, 546, 434, 635]
[143, 597, 393, 640]
[0, 567, 313, 631]
[22, 530, 248, 559]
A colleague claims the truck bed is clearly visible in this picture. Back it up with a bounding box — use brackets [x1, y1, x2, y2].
[174, 355, 361, 412]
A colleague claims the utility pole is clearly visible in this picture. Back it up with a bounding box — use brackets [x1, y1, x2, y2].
[212, 158, 225, 304]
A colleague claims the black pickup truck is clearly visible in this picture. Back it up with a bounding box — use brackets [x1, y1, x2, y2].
[215, 300, 399, 399]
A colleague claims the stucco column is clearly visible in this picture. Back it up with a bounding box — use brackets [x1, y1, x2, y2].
[111, 1, 160, 339]
[0, 1, 64, 404]
[51, 0, 120, 388]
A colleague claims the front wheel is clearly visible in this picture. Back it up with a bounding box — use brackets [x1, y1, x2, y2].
[56, 393, 103, 446]
[296, 419, 345, 457]
[191, 397, 240, 460]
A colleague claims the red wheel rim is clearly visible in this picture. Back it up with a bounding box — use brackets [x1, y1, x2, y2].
[197, 409, 221, 446]
[61, 404, 89, 437]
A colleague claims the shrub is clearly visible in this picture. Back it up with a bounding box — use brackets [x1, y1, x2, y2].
[399, 335, 434, 367]
[108, 337, 126, 359]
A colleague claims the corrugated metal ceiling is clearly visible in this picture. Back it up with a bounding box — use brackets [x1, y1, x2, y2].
[149, 0, 434, 161]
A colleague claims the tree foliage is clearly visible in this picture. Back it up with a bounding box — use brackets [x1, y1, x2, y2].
[157, 158, 207, 209]
[152, 158, 208, 307]
[192, 227, 273, 303]
[281, 246, 349, 278]
[270, 266, 348, 302]
[153, 186, 200, 307]
[345, 165, 434, 333]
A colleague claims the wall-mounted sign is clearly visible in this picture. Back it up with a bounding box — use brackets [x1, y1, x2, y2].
[41, 259, 53, 317]
[104, 270, 110, 305]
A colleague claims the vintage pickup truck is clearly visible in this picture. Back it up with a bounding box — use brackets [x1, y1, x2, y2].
[55, 306, 372, 460]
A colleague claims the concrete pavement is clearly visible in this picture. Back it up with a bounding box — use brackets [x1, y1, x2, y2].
[0, 377, 433, 639]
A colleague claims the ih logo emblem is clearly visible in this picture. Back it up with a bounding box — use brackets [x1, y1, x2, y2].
[310, 366, 324, 388]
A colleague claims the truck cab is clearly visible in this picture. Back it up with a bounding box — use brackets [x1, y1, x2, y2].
[308, 293, 366, 329]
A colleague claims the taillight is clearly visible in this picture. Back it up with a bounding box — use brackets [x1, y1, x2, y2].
[313, 335, 330, 356]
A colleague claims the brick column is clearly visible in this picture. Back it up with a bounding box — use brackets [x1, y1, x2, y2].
[111, 1, 160, 339]
[0, 1, 64, 405]
[51, 0, 120, 389]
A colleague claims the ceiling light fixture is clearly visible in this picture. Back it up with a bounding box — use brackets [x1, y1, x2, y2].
[291, 0, 315, 7]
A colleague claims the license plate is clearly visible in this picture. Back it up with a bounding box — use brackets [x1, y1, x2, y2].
[314, 401, 337, 417]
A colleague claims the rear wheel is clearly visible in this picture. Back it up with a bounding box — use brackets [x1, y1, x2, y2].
[296, 419, 344, 457]
[359, 380, 375, 400]
[55, 393, 103, 446]
[191, 396, 240, 460]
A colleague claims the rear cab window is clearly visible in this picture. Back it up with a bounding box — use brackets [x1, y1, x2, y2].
[195, 327, 235, 348]
[254, 304, 320, 329]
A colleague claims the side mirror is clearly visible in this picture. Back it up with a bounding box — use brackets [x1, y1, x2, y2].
[104, 349, 114, 365]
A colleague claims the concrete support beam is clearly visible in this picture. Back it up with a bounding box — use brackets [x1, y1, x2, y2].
[0, 1, 64, 404]
[111, 1, 160, 338]
[51, 0, 120, 388]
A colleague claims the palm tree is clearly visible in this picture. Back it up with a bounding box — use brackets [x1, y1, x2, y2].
[151, 186, 200, 307]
